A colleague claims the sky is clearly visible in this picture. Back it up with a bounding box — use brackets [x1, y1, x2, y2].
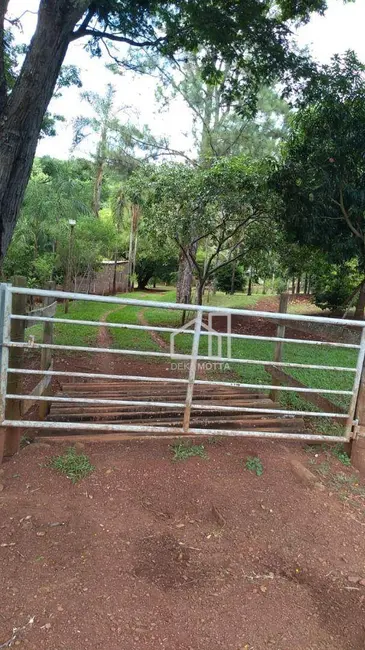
[7, 0, 365, 160]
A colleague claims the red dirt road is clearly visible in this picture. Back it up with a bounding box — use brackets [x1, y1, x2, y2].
[1, 439, 365, 649]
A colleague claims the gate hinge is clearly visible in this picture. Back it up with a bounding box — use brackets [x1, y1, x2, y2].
[352, 419, 360, 440]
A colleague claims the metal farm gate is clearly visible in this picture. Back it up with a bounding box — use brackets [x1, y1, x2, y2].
[1, 283, 365, 447]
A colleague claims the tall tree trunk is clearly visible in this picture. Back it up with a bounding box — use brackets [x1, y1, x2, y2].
[112, 250, 118, 295]
[304, 273, 309, 294]
[196, 280, 204, 306]
[355, 280, 365, 320]
[0, 0, 87, 262]
[92, 125, 107, 217]
[230, 260, 236, 295]
[307, 276, 311, 295]
[92, 161, 104, 217]
[296, 275, 301, 294]
[291, 276, 295, 294]
[176, 243, 197, 304]
[176, 253, 193, 303]
[247, 268, 253, 296]
[127, 204, 140, 291]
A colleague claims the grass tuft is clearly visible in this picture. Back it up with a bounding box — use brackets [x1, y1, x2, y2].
[171, 440, 207, 462]
[332, 444, 352, 467]
[49, 447, 95, 483]
[245, 456, 264, 476]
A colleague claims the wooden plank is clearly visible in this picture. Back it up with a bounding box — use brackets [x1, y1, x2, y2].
[22, 361, 54, 415]
[266, 365, 346, 416]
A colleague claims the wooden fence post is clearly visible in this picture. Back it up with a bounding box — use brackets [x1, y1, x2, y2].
[4, 276, 26, 457]
[39, 281, 55, 420]
[269, 292, 289, 403]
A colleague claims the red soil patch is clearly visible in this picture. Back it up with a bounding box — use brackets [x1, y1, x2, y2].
[1, 439, 365, 649]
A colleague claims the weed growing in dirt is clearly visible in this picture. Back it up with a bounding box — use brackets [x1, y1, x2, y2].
[207, 436, 223, 445]
[245, 456, 263, 476]
[171, 440, 207, 462]
[332, 444, 351, 467]
[49, 447, 95, 483]
[20, 433, 33, 449]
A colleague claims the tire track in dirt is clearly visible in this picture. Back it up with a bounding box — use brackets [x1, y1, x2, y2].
[137, 308, 170, 350]
[97, 306, 126, 374]
[137, 308, 211, 380]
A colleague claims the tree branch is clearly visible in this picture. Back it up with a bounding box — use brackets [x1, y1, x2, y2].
[332, 187, 363, 241]
[207, 245, 255, 278]
[70, 27, 167, 48]
[75, 7, 95, 34]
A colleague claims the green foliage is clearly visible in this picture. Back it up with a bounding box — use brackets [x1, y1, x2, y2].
[128, 157, 276, 300]
[128, 51, 290, 164]
[332, 444, 352, 467]
[214, 263, 245, 294]
[275, 52, 365, 270]
[2, 157, 115, 285]
[48, 447, 95, 483]
[133, 220, 178, 289]
[312, 261, 361, 313]
[245, 456, 264, 476]
[84, 0, 323, 114]
[171, 440, 207, 462]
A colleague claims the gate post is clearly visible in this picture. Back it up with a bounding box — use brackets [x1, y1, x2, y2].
[351, 358, 365, 474]
[0, 283, 10, 463]
[4, 276, 26, 457]
[269, 292, 289, 403]
[183, 310, 203, 432]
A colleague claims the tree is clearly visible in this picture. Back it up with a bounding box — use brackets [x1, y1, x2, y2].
[72, 83, 164, 216]
[131, 157, 275, 304]
[1, 156, 114, 287]
[124, 51, 289, 303]
[73, 84, 118, 216]
[311, 259, 362, 314]
[135, 52, 289, 164]
[274, 52, 365, 316]
[0, 0, 327, 262]
[215, 263, 245, 294]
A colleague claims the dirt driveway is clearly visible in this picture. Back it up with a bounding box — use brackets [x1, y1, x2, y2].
[1, 438, 365, 649]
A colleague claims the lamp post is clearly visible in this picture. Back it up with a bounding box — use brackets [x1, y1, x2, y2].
[64, 219, 76, 314]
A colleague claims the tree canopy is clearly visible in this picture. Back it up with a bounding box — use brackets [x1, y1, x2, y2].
[0, 0, 333, 261]
[275, 52, 365, 264]
[274, 51, 365, 314]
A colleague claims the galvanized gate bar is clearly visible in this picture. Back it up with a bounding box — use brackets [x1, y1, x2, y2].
[6, 368, 353, 395]
[1, 418, 348, 443]
[13, 314, 360, 349]
[8, 286, 365, 328]
[6, 342, 357, 373]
